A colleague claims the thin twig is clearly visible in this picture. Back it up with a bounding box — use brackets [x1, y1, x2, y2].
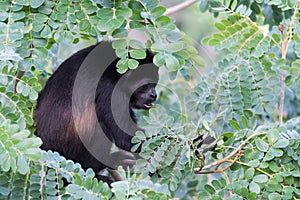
[278, 23, 286, 126]
[195, 152, 243, 174]
[279, 74, 285, 126]
[165, 0, 198, 16]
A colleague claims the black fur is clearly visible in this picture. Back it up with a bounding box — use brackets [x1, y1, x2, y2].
[34, 42, 158, 183]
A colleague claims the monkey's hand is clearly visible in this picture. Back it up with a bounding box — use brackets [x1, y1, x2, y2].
[110, 150, 137, 170]
[191, 133, 217, 170]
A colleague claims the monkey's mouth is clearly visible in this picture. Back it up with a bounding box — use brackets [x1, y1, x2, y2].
[144, 103, 153, 109]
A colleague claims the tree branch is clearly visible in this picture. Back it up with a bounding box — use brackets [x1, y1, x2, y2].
[278, 2, 299, 125]
[165, 0, 198, 16]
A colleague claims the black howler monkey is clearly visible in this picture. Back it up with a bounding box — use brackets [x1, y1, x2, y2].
[35, 42, 216, 184]
[35, 42, 158, 184]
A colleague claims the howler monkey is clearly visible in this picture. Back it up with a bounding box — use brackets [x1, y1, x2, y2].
[35, 42, 158, 183]
[35, 42, 216, 184]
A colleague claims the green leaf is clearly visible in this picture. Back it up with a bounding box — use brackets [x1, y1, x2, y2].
[204, 184, 216, 194]
[116, 59, 128, 74]
[268, 148, 283, 157]
[255, 138, 269, 152]
[269, 161, 280, 172]
[211, 180, 222, 190]
[208, 39, 220, 46]
[34, 58, 48, 70]
[135, 131, 146, 141]
[231, 0, 238, 10]
[130, 49, 146, 59]
[12, 11, 25, 21]
[54, 31, 64, 43]
[253, 174, 268, 183]
[268, 193, 281, 200]
[229, 120, 240, 130]
[151, 6, 166, 19]
[191, 55, 205, 67]
[215, 22, 226, 31]
[14, 0, 28, 5]
[22, 85, 30, 96]
[128, 59, 139, 69]
[116, 8, 132, 18]
[112, 39, 127, 49]
[29, 90, 38, 101]
[30, 0, 45, 8]
[165, 54, 180, 71]
[97, 8, 113, 19]
[33, 38, 47, 47]
[129, 21, 145, 30]
[212, 7, 226, 12]
[249, 182, 260, 193]
[241, 116, 248, 128]
[155, 16, 172, 27]
[129, 40, 145, 49]
[224, 0, 231, 7]
[17, 153, 28, 174]
[97, 18, 118, 32]
[140, 11, 150, 19]
[40, 25, 51, 38]
[79, 19, 90, 31]
[267, 129, 279, 144]
[153, 53, 165, 67]
[131, 143, 140, 152]
[201, 37, 210, 45]
[112, 28, 128, 38]
[273, 139, 289, 148]
[167, 31, 183, 42]
[116, 48, 127, 58]
[16, 82, 24, 94]
[164, 42, 184, 53]
[245, 168, 255, 180]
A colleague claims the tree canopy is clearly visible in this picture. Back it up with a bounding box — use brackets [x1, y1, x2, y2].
[0, 0, 299, 199]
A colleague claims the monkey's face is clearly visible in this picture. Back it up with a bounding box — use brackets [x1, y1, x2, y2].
[130, 82, 157, 109]
[124, 63, 158, 110]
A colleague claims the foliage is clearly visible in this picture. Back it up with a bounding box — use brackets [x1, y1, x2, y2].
[111, 167, 171, 200]
[197, 118, 300, 199]
[0, 0, 299, 199]
[0, 122, 42, 175]
[0, 150, 112, 199]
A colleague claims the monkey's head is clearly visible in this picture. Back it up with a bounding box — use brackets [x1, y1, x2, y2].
[130, 82, 157, 109]
[126, 63, 159, 110]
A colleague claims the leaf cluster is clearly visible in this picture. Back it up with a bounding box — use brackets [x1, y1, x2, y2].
[200, 0, 296, 27]
[199, 118, 300, 199]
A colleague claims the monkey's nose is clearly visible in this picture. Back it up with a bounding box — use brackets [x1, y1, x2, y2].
[149, 89, 157, 101]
